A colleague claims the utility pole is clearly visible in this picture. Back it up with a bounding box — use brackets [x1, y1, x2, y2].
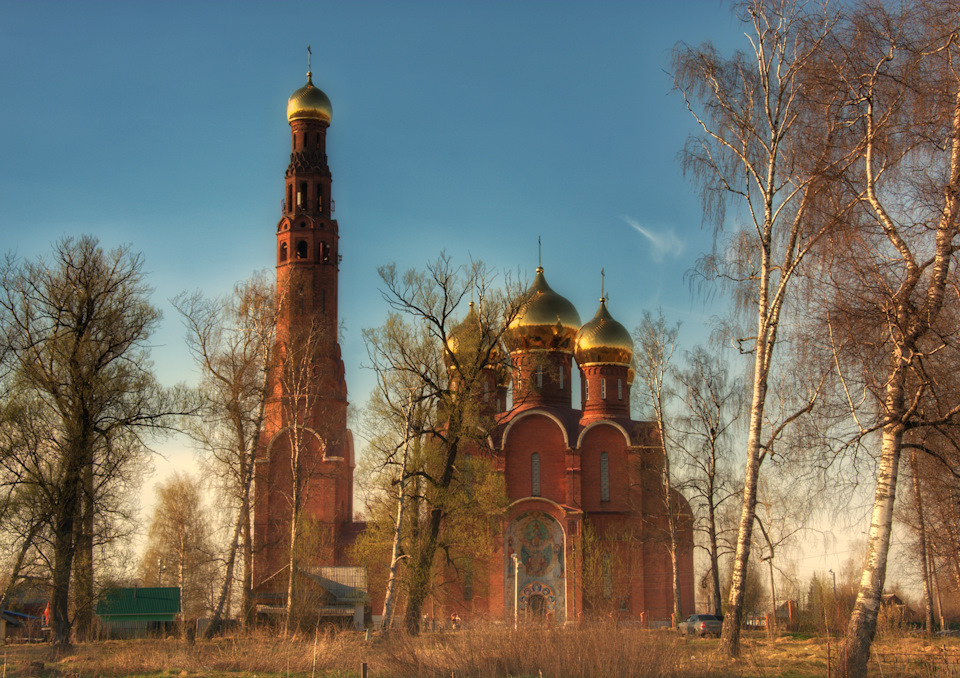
[828, 569, 837, 630]
[512, 553, 519, 630]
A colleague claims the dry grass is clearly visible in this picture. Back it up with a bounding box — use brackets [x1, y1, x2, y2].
[2, 625, 960, 677]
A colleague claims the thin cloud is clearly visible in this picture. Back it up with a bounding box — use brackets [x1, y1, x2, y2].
[622, 215, 685, 262]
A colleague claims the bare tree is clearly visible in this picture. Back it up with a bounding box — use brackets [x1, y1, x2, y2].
[672, 0, 846, 655]
[674, 345, 744, 617]
[376, 386, 425, 632]
[173, 272, 276, 635]
[139, 473, 215, 629]
[800, 3, 960, 673]
[901, 444, 936, 635]
[0, 395, 51, 614]
[633, 310, 684, 625]
[359, 255, 519, 634]
[275, 317, 335, 635]
[0, 236, 178, 647]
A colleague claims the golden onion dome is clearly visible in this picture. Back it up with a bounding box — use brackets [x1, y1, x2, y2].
[504, 267, 582, 354]
[444, 303, 505, 379]
[575, 298, 634, 366]
[287, 72, 332, 124]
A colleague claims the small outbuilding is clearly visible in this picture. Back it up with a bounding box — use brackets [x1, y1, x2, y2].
[96, 586, 180, 638]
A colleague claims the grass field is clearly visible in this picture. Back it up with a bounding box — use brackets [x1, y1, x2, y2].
[2, 625, 959, 677]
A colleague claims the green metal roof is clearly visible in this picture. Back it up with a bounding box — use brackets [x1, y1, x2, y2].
[96, 587, 180, 620]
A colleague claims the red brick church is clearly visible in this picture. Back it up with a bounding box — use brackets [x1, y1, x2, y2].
[252, 65, 694, 626]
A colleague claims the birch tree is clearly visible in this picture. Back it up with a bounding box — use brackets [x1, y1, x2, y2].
[672, 0, 846, 655]
[277, 317, 334, 635]
[805, 4, 960, 673]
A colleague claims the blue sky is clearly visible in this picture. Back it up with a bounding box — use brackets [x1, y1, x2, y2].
[0, 0, 888, 590]
[1, 2, 740, 402]
[0, 0, 803, 543]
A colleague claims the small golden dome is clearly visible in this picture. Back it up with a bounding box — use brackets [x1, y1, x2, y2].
[287, 73, 332, 123]
[504, 267, 581, 354]
[445, 302, 503, 369]
[575, 298, 634, 366]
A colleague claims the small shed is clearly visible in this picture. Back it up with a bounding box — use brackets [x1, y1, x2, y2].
[96, 587, 180, 638]
[302, 566, 369, 630]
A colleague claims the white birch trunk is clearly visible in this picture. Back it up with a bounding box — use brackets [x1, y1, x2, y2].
[841, 379, 904, 678]
[719, 303, 771, 656]
[381, 429, 412, 632]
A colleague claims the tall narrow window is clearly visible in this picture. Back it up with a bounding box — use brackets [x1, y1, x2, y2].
[559, 366, 564, 389]
[464, 560, 474, 601]
[531, 453, 541, 497]
[601, 378, 607, 399]
[287, 184, 293, 212]
[584, 379, 589, 401]
[602, 554, 612, 599]
[279, 242, 288, 262]
[317, 184, 323, 211]
[296, 240, 307, 259]
[320, 242, 330, 262]
[600, 452, 610, 502]
[537, 366, 543, 389]
[298, 181, 307, 206]
[618, 378, 623, 400]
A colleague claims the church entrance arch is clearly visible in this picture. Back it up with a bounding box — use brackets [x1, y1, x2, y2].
[506, 510, 566, 624]
[529, 594, 545, 620]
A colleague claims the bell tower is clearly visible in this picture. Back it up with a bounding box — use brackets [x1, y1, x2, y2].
[253, 55, 354, 609]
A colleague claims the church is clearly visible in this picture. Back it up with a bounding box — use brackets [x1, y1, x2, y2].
[251, 64, 695, 627]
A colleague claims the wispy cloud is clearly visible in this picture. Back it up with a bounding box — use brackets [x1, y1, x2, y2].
[621, 215, 685, 262]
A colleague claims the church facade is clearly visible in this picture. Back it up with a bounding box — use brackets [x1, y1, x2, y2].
[443, 270, 695, 623]
[251, 67, 694, 626]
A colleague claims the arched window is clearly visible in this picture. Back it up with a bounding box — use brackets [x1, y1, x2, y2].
[298, 181, 307, 207]
[600, 452, 610, 502]
[531, 453, 541, 497]
[296, 240, 307, 259]
[320, 242, 330, 263]
[279, 242, 288, 262]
